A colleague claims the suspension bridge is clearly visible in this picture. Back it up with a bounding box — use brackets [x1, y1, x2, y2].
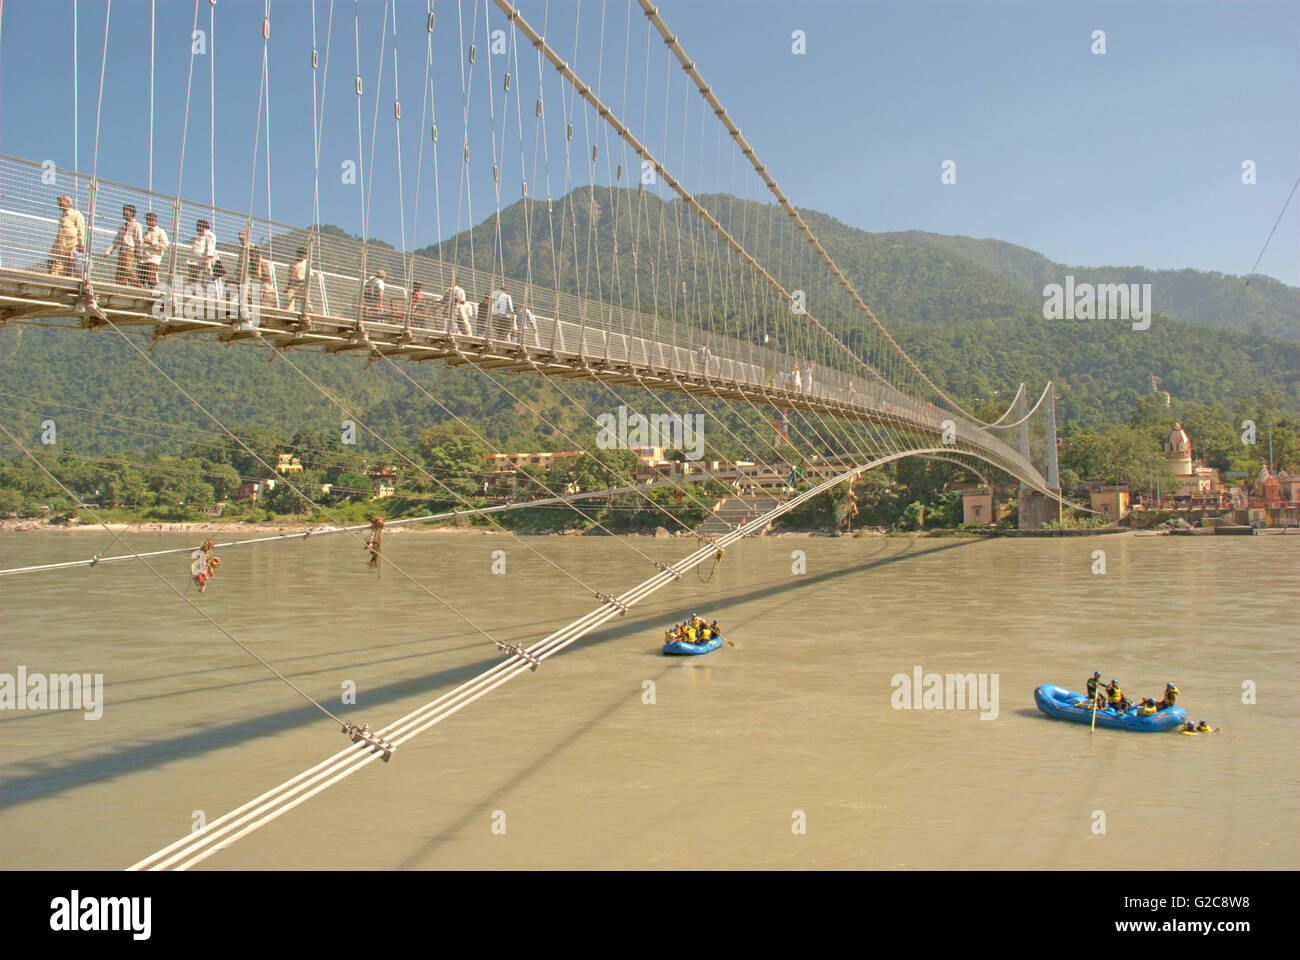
[0, 0, 1064, 869]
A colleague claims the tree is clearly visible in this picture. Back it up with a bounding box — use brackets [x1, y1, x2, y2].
[899, 500, 926, 530]
[570, 448, 638, 493]
[109, 469, 151, 509]
[419, 432, 489, 498]
[151, 458, 215, 508]
[1177, 404, 1239, 472]
[205, 462, 242, 502]
[333, 470, 373, 502]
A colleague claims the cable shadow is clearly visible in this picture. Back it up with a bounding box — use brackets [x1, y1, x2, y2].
[393, 661, 680, 870]
[0, 641, 489, 729]
[392, 538, 981, 867]
[81, 613, 587, 689]
[0, 651, 515, 809]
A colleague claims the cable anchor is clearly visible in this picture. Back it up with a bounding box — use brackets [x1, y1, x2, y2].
[342, 722, 395, 761]
[495, 641, 540, 671]
[77, 281, 107, 326]
[651, 560, 680, 580]
[594, 592, 628, 614]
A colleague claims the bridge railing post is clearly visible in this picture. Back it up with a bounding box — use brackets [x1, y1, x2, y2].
[83, 179, 99, 286]
[355, 244, 368, 334]
[166, 198, 181, 313]
[551, 286, 561, 355]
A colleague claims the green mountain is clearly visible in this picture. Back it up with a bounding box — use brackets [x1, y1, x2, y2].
[1, 188, 1296, 466]
[893, 230, 1298, 342]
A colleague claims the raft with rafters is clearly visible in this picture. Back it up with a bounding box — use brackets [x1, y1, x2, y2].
[1034, 684, 1187, 732]
[662, 636, 723, 656]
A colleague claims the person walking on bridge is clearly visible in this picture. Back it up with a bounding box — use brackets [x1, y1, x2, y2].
[189, 219, 217, 284]
[139, 212, 168, 288]
[491, 285, 514, 340]
[513, 302, 536, 345]
[363, 268, 386, 316]
[48, 194, 87, 278]
[285, 247, 309, 314]
[107, 205, 144, 286]
[443, 276, 469, 334]
[409, 281, 429, 326]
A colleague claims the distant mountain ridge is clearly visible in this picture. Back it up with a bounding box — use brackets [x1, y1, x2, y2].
[887, 230, 1298, 341]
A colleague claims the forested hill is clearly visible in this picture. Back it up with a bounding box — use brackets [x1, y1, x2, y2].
[417, 190, 1296, 342]
[0, 189, 1295, 459]
[889, 229, 1298, 342]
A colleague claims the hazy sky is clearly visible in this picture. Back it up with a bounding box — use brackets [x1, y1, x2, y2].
[2, 0, 1296, 286]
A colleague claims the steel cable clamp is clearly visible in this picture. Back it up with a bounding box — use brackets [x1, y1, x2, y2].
[594, 591, 628, 614]
[651, 560, 680, 579]
[342, 722, 395, 761]
[495, 640, 541, 671]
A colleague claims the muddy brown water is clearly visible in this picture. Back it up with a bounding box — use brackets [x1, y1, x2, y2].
[1, 529, 1295, 868]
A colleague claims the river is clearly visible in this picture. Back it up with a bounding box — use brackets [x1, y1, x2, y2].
[1, 528, 1296, 869]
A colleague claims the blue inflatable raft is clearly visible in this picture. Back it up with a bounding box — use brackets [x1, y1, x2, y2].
[662, 636, 723, 656]
[1034, 684, 1187, 732]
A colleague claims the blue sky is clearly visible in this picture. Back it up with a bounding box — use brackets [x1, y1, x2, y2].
[1, 0, 1296, 286]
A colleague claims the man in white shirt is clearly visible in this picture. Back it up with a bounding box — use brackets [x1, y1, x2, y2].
[285, 247, 310, 314]
[108, 204, 144, 286]
[189, 219, 217, 283]
[139, 212, 169, 288]
[513, 304, 535, 344]
[443, 277, 469, 334]
[363, 268, 386, 315]
[490, 286, 514, 339]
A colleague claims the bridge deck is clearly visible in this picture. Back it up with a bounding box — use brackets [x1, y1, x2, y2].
[0, 154, 1044, 487]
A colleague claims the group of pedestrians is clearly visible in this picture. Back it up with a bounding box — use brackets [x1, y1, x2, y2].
[49, 196, 166, 289]
[790, 361, 816, 394]
[49, 196, 541, 343]
[47, 195, 311, 318]
[49, 196, 172, 289]
[374, 272, 536, 343]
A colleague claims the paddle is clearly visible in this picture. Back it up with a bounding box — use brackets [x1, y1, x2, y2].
[714, 632, 736, 648]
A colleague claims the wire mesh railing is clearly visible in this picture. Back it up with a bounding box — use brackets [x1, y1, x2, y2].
[0, 153, 1046, 486]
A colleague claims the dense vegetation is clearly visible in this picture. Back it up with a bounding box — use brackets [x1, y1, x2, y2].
[1, 188, 1295, 529]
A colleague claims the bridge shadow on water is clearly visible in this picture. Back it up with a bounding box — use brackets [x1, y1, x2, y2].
[392, 536, 983, 868]
[0, 537, 984, 813]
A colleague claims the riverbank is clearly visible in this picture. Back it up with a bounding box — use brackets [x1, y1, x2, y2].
[0, 518, 843, 537]
[0, 517, 1137, 539]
